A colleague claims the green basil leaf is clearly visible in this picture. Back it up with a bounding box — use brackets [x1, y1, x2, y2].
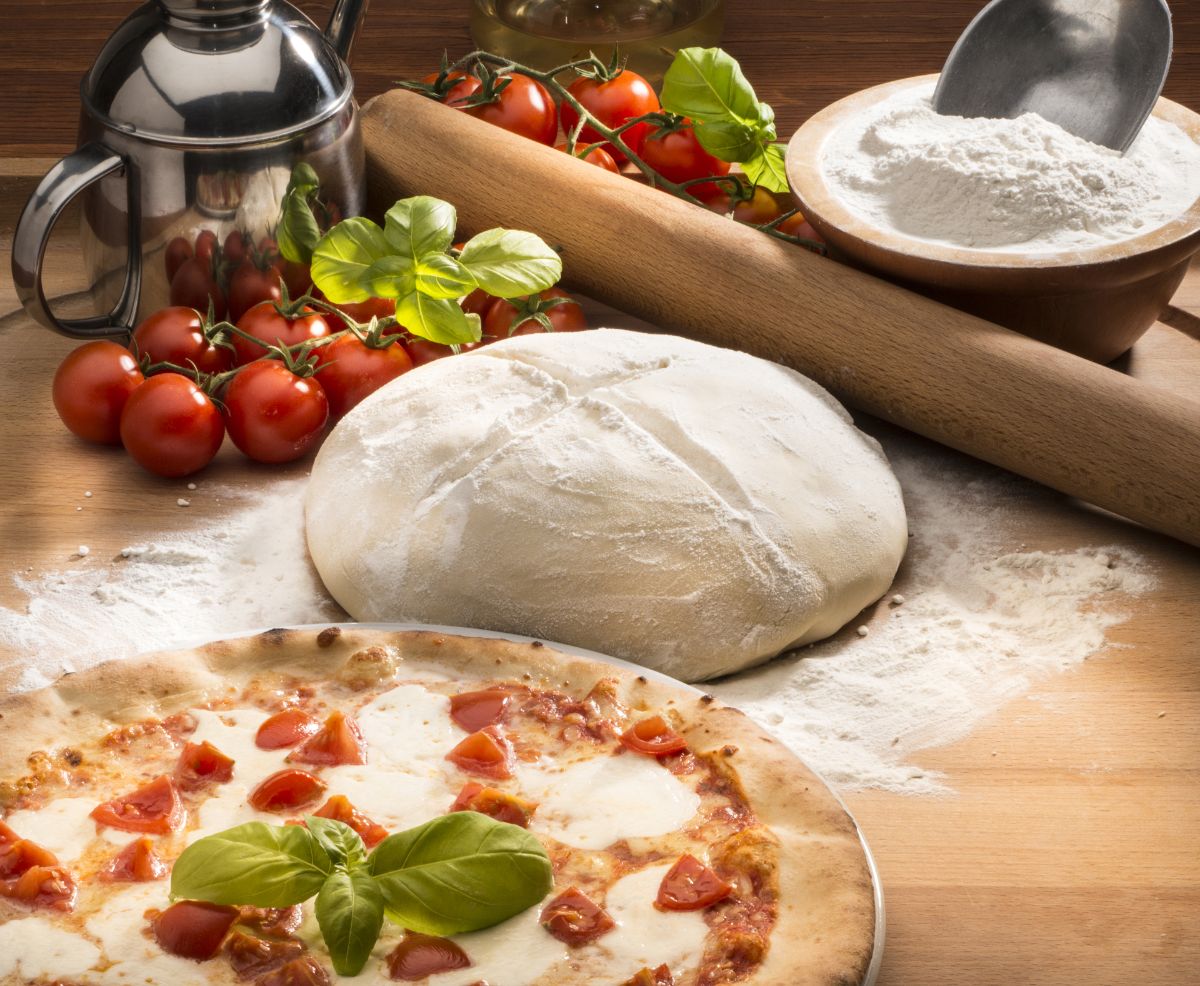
[661, 47, 765, 127]
[311, 217, 391, 304]
[361, 257, 418, 300]
[457, 229, 562, 299]
[414, 254, 478, 300]
[395, 293, 481, 345]
[305, 816, 366, 871]
[367, 812, 553, 937]
[383, 196, 457, 262]
[740, 142, 790, 195]
[277, 163, 322, 266]
[170, 822, 331, 907]
[315, 869, 385, 977]
[692, 119, 763, 163]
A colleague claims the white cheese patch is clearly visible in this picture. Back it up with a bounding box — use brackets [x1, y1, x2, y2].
[190, 707, 289, 790]
[322, 764, 450, 833]
[85, 881, 212, 985]
[0, 916, 101, 980]
[519, 753, 701, 849]
[3, 796, 121, 860]
[584, 863, 709, 982]
[356, 683, 459, 770]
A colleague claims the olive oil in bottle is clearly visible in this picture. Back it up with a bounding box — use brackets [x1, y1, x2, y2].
[469, 0, 724, 81]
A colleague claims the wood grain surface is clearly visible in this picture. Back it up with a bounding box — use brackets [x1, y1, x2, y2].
[1, 3, 1199, 985]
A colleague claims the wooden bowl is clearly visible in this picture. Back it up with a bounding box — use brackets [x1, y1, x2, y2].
[785, 75, 1200, 363]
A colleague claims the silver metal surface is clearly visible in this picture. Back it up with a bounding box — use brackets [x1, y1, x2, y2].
[12, 0, 369, 338]
[933, 0, 1173, 152]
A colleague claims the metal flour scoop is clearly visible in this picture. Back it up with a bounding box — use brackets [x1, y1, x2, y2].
[932, 0, 1173, 152]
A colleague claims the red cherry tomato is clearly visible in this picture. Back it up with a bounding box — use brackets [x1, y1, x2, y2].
[560, 70, 660, 162]
[705, 183, 788, 225]
[319, 294, 397, 334]
[422, 70, 482, 107]
[175, 740, 235, 791]
[311, 795, 389, 848]
[223, 229, 247, 266]
[449, 689, 511, 733]
[165, 236, 193, 283]
[386, 932, 472, 980]
[280, 260, 312, 299]
[655, 853, 734, 911]
[52, 341, 144, 445]
[131, 306, 233, 374]
[0, 864, 77, 910]
[555, 141, 621, 173]
[193, 229, 219, 266]
[256, 708, 320, 749]
[248, 769, 326, 812]
[619, 715, 689, 757]
[460, 287, 496, 318]
[228, 261, 284, 323]
[0, 837, 57, 878]
[170, 255, 226, 320]
[540, 887, 616, 945]
[460, 73, 558, 145]
[233, 301, 332, 366]
[225, 930, 304, 981]
[119, 374, 225, 478]
[152, 900, 240, 960]
[777, 211, 826, 251]
[448, 782, 536, 828]
[483, 288, 586, 340]
[405, 338, 460, 366]
[640, 120, 731, 200]
[98, 837, 168, 883]
[90, 776, 186, 835]
[238, 905, 303, 938]
[286, 711, 367, 767]
[223, 361, 329, 464]
[445, 727, 513, 780]
[313, 334, 413, 419]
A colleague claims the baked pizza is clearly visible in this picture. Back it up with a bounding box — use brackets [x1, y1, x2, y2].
[0, 627, 877, 986]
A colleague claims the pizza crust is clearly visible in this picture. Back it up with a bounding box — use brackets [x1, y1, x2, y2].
[0, 626, 877, 985]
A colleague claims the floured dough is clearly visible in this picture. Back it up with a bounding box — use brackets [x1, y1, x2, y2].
[305, 329, 907, 680]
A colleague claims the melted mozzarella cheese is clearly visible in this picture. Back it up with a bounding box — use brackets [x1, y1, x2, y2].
[3, 796, 121, 860]
[356, 683, 459, 770]
[0, 916, 101, 980]
[518, 753, 701, 849]
[321, 764, 450, 832]
[190, 707, 289, 790]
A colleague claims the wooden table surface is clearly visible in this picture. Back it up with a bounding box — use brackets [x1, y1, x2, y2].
[2, 3, 1199, 985]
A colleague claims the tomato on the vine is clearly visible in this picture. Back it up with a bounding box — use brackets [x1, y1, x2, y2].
[777, 211, 825, 250]
[170, 256, 226, 320]
[320, 295, 396, 334]
[705, 182, 788, 225]
[228, 261, 284, 324]
[554, 142, 620, 174]
[483, 288, 586, 340]
[640, 120, 731, 200]
[233, 302, 332, 366]
[52, 341, 144, 445]
[422, 70, 482, 107]
[131, 307, 232, 374]
[164, 237, 193, 283]
[193, 230, 219, 266]
[405, 337, 480, 366]
[461, 73, 558, 145]
[119, 374, 225, 478]
[560, 70, 660, 162]
[314, 334, 414, 418]
[224, 361, 329, 464]
[223, 230, 247, 266]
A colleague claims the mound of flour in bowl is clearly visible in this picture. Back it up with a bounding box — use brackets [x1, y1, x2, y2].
[821, 80, 1200, 252]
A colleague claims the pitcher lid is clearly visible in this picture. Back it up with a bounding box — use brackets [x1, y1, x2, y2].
[81, 0, 354, 145]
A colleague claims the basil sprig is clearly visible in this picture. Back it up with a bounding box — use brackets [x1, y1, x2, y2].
[310, 195, 562, 346]
[660, 47, 789, 194]
[276, 163, 324, 267]
[171, 812, 553, 976]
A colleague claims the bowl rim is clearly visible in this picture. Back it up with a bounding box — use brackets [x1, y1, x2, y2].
[785, 73, 1200, 271]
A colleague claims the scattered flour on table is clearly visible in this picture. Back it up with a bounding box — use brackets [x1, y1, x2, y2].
[0, 447, 1155, 795]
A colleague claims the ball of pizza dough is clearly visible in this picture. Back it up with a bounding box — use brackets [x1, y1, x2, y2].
[305, 329, 907, 681]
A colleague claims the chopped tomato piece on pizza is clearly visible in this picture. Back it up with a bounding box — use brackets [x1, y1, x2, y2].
[655, 854, 734, 911]
[386, 931, 472, 980]
[449, 688, 511, 733]
[540, 887, 616, 945]
[225, 929, 304, 980]
[620, 715, 689, 757]
[445, 727, 514, 780]
[99, 836, 168, 883]
[256, 708, 321, 750]
[621, 965, 676, 986]
[311, 794, 389, 848]
[175, 740, 235, 791]
[287, 710, 368, 766]
[0, 836, 57, 878]
[449, 781, 537, 827]
[248, 769, 327, 812]
[0, 819, 17, 845]
[90, 775, 186, 834]
[152, 900, 240, 960]
[2, 863, 77, 910]
[257, 955, 332, 985]
[238, 904, 303, 937]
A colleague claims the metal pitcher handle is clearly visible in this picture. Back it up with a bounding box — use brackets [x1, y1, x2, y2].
[11, 143, 141, 338]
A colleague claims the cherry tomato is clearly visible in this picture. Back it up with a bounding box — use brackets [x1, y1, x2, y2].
[320, 294, 397, 334]
[223, 229, 247, 266]
[483, 288, 586, 340]
[247, 768, 326, 812]
[170, 255, 226, 320]
[228, 261, 284, 323]
[98, 837, 168, 883]
[225, 930, 304, 981]
[131, 306, 233, 374]
[405, 338, 461, 366]
[152, 900, 240, 960]
[449, 689, 511, 733]
[175, 741, 235, 791]
[280, 260, 312, 299]
[622, 965, 675, 986]
[313, 334, 413, 419]
[705, 182, 788, 225]
[560, 70, 660, 162]
[255, 708, 320, 750]
[1, 864, 77, 910]
[460, 73, 557, 145]
[286, 711, 367, 767]
[460, 287, 496, 318]
[233, 302, 332, 366]
[445, 727, 513, 779]
[119, 374, 225, 478]
[193, 229, 219, 266]
[654, 853, 733, 911]
[90, 776, 186, 835]
[256, 956, 332, 986]
[640, 120, 731, 200]
[224, 361, 329, 464]
[387, 933, 472, 980]
[540, 887, 615, 945]
[52, 341, 144, 445]
[422, 70, 482, 107]
[311, 795, 388, 848]
[448, 782, 536, 828]
[0, 838, 57, 878]
[619, 715, 689, 757]
[777, 211, 826, 251]
[555, 141, 621, 173]
[164, 236, 193, 283]
[238, 905, 303, 938]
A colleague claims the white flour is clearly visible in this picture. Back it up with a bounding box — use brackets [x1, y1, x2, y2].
[822, 80, 1200, 253]
[0, 442, 1154, 795]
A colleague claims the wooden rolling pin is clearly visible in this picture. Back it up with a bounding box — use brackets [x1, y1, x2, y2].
[362, 89, 1200, 549]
